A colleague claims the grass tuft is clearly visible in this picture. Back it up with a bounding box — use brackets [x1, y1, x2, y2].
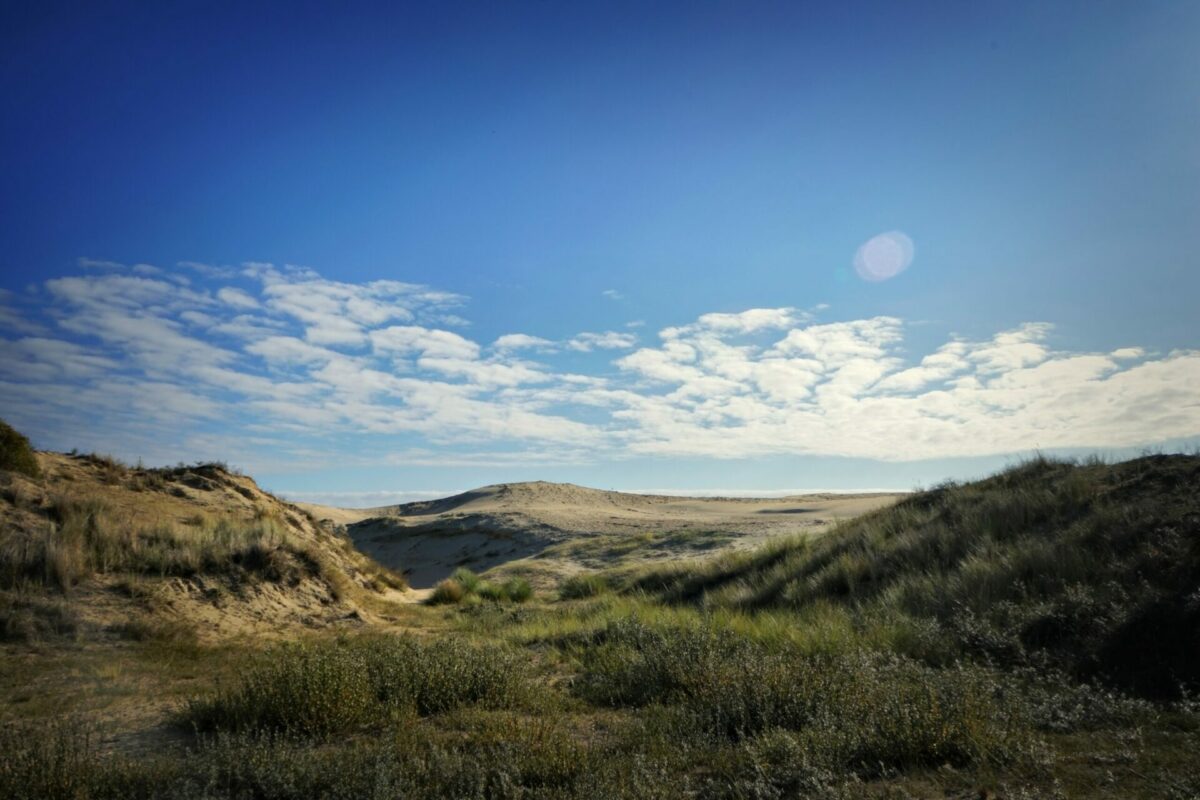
[427, 568, 534, 605]
[560, 573, 610, 600]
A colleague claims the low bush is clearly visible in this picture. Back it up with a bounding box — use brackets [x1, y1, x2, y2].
[559, 573, 609, 600]
[187, 635, 533, 737]
[503, 577, 534, 603]
[429, 578, 467, 605]
[0, 719, 101, 800]
[452, 566, 483, 594]
[576, 618, 1037, 775]
[0, 592, 79, 642]
[0, 419, 40, 479]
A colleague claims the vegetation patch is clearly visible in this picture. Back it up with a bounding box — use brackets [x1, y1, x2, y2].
[559, 573, 610, 600]
[0, 419, 40, 480]
[624, 455, 1200, 699]
[576, 617, 1036, 775]
[186, 635, 534, 737]
[428, 567, 533, 605]
[0, 495, 303, 592]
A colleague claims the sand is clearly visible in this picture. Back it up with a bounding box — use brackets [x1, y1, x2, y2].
[342, 481, 904, 589]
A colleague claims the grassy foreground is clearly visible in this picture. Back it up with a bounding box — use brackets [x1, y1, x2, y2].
[2, 452, 1200, 798]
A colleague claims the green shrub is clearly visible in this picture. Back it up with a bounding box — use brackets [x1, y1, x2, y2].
[476, 580, 505, 602]
[560, 573, 609, 600]
[451, 567, 483, 593]
[502, 577, 533, 603]
[0, 719, 101, 800]
[577, 618, 1035, 774]
[0, 419, 40, 479]
[187, 640, 375, 737]
[187, 636, 532, 737]
[429, 569, 533, 605]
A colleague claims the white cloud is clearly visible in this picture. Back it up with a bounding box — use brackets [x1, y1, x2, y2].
[1, 261, 1197, 468]
[77, 257, 125, 270]
[178, 260, 237, 279]
[253, 266, 466, 347]
[371, 325, 480, 360]
[602, 289, 623, 300]
[610, 314, 1200, 460]
[179, 310, 216, 328]
[567, 331, 638, 352]
[246, 336, 342, 365]
[217, 286, 260, 310]
[494, 333, 555, 351]
[0, 290, 45, 335]
[0, 337, 120, 381]
[769, 317, 902, 365]
[662, 307, 801, 340]
[416, 357, 546, 387]
[46, 274, 214, 313]
[965, 323, 1051, 373]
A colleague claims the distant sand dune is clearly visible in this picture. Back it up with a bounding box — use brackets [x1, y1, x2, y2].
[337, 481, 903, 589]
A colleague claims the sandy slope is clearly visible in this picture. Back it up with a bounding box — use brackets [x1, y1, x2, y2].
[345, 482, 904, 588]
[1, 453, 410, 640]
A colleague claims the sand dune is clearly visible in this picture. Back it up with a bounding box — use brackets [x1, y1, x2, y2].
[344, 481, 903, 588]
[0, 452, 409, 642]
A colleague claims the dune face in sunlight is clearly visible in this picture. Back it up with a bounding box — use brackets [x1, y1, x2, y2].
[340, 481, 901, 588]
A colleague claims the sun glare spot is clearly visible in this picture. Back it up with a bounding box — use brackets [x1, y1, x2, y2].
[854, 231, 914, 282]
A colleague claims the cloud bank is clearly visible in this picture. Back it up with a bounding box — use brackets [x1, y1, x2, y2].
[1, 260, 1197, 470]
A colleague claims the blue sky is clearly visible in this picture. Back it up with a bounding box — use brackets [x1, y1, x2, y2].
[1, 1, 1197, 504]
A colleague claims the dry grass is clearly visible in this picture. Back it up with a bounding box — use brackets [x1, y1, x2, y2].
[0, 493, 296, 592]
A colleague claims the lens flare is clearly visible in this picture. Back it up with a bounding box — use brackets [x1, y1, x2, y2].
[853, 231, 914, 282]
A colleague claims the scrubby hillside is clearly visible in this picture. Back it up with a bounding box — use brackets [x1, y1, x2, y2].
[2, 449, 1199, 799]
[0, 445, 405, 643]
[625, 454, 1200, 698]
